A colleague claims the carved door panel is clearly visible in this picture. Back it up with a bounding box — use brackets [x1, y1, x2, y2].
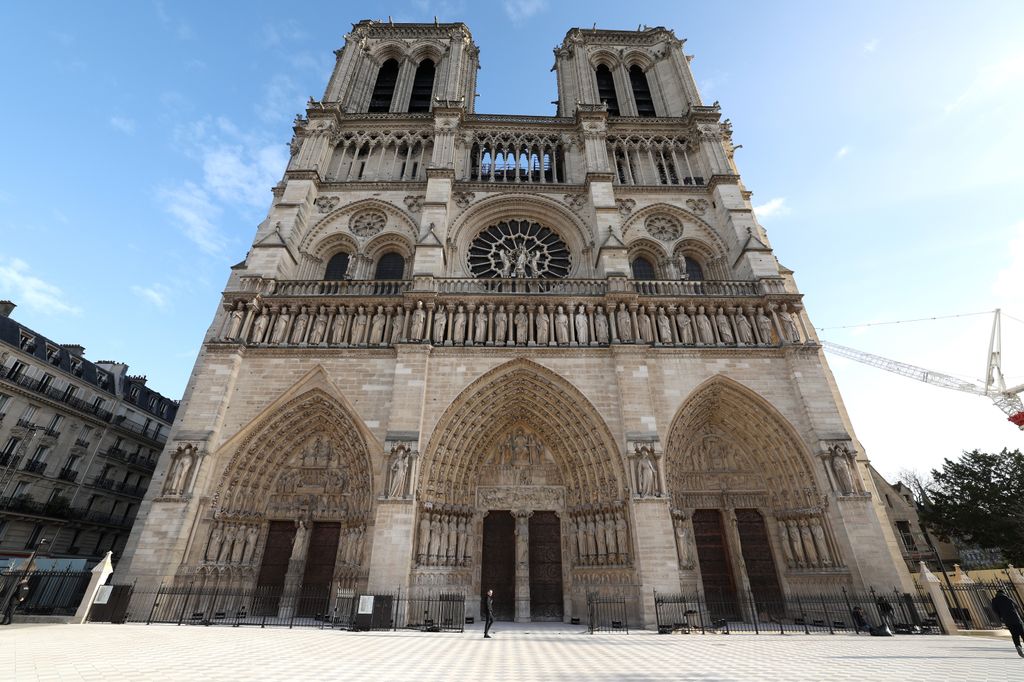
[257, 521, 296, 589]
[692, 509, 739, 620]
[303, 522, 341, 588]
[735, 509, 783, 610]
[529, 511, 564, 621]
[481, 511, 515, 621]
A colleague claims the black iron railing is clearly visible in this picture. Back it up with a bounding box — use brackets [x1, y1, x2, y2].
[0, 569, 92, 616]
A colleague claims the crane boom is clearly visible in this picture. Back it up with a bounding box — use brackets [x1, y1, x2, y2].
[821, 310, 1024, 430]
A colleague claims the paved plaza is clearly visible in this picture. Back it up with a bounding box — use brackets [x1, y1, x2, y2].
[3, 622, 1022, 681]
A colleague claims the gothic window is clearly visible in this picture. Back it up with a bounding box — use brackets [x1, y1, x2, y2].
[631, 257, 656, 281]
[368, 59, 399, 112]
[684, 258, 705, 281]
[467, 220, 571, 278]
[408, 59, 435, 113]
[374, 252, 406, 280]
[595, 65, 620, 116]
[630, 65, 656, 117]
[324, 253, 351, 280]
[645, 215, 682, 242]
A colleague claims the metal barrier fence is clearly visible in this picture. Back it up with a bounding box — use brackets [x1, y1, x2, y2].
[939, 579, 1024, 631]
[0, 569, 92, 616]
[122, 583, 464, 632]
[587, 593, 630, 634]
[654, 587, 944, 635]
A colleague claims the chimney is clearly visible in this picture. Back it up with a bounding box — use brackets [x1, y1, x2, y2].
[61, 343, 86, 357]
[0, 300, 15, 318]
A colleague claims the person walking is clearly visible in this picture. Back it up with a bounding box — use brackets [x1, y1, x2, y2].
[1, 579, 29, 625]
[991, 589, 1024, 658]
[483, 588, 494, 638]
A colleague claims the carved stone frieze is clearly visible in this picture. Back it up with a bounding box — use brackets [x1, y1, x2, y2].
[476, 485, 565, 511]
[314, 196, 340, 213]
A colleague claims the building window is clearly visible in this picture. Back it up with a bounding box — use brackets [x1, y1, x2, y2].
[62, 384, 78, 401]
[129, 385, 139, 401]
[408, 58, 435, 112]
[64, 454, 80, 472]
[0, 520, 7, 542]
[368, 58, 400, 112]
[683, 258, 705, 281]
[46, 414, 63, 432]
[70, 358, 82, 376]
[13, 481, 30, 498]
[67, 529, 81, 553]
[631, 257, 657, 281]
[324, 252, 350, 280]
[6, 360, 26, 380]
[25, 523, 44, 550]
[2, 437, 19, 456]
[20, 405, 37, 423]
[39, 373, 55, 391]
[629, 65, 656, 117]
[19, 332, 36, 352]
[0, 393, 9, 413]
[374, 253, 405, 280]
[595, 64, 620, 116]
[46, 345, 60, 365]
[896, 521, 918, 552]
[92, 396, 106, 411]
[93, 532, 107, 555]
[29, 445, 49, 463]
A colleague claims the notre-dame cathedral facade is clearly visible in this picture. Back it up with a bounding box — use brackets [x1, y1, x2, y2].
[117, 21, 911, 627]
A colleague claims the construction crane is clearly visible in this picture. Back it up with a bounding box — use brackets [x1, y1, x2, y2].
[821, 309, 1024, 430]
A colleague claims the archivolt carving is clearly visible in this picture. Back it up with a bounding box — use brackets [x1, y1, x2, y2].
[665, 376, 819, 512]
[622, 202, 726, 256]
[301, 198, 418, 254]
[418, 359, 625, 506]
[212, 389, 374, 521]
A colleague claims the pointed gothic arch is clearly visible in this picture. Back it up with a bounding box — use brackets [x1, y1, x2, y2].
[664, 376, 819, 511]
[419, 359, 626, 507]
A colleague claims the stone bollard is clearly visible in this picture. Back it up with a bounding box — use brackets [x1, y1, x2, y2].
[72, 551, 114, 624]
[918, 562, 957, 634]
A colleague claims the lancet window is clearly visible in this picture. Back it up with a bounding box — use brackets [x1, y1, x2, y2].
[608, 135, 703, 186]
[629, 65, 656, 117]
[374, 252, 406, 280]
[630, 257, 657, 281]
[466, 133, 565, 183]
[408, 59, 435, 113]
[595, 64, 620, 116]
[368, 59, 399, 112]
[324, 253, 351, 280]
[327, 132, 432, 182]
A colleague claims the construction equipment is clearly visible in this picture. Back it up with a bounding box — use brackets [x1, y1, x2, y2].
[821, 309, 1024, 430]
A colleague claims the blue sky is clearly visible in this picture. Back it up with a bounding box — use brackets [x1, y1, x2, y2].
[1, 1, 1022, 479]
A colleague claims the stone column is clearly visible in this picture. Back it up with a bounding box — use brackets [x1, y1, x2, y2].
[72, 551, 115, 624]
[918, 562, 958, 634]
[514, 510, 532, 623]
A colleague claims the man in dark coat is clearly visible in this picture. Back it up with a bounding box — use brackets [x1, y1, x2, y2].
[483, 588, 494, 638]
[1, 579, 29, 625]
[991, 589, 1024, 658]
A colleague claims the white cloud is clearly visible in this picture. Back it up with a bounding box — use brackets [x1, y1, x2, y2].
[257, 74, 305, 124]
[0, 257, 82, 316]
[261, 21, 306, 48]
[946, 50, 1024, 114]
[109, 116, 136, 135]
[503, 0, 546, 23]
[131, 284, 171, 308]
[753, 197, 790, 219]
[835, 146, 850, 159]
[863, 39, 879, 53]
[158, 181, 226, 254]
[992, 219, 1024, 309]
[154, 0, 194, 40]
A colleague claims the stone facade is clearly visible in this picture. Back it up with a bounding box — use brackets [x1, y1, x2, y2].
[116, 21, 912, 627]
[0, 301, 177, 567]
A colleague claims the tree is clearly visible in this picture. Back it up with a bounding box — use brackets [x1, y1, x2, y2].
[919, 449, 1024, 565]
[896, 468, 933, 502]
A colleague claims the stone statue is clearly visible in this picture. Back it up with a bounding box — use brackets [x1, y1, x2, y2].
[290, 519, 311, 562]
[242, 525, 260, 564]
[217, 525, 235, 563]
[615, 512, 629, 563]
[514, 248, 528, 278]
[674, 516, 694, 568]
[390, 305, 405, 344]
[675, 307, 694, 344]
[574, 305, 589, 344]
[387, 444, 410, 498]
[250, 306, 269, 344]
[694, 305, 714, 344]
[676, 253, 690, 280]
[290, 306, 310, 344]
[637, 306, 654, 344]
[270, 306, 291, 344]
[494, 305, 508, 343]
[417, 513, 431, 563]
[369, 306, 386, 345]
[332, 305, 350, 344]
[452, 305, 467, 343]
[594, 514, 607, 562]
[432, 304, 447, 344]
[498, 250, 512, 278]
[735, 309, 754, 345]
[777, 521, 794, 567]
[603, 513, 617, 560]
[514, 305, 529, 344]
[594, 305, 609, 344]
[779, 304, 800, 342]
[637, 446, 657, 497]
[799, 520, 819, 566]
[616, 303, 633, 342]
[231, 528, 246, 563]
[308, 305, 328, 345]
[351, 305, 368, 345]
[788, 520, 806, 565]
[656, 307, 673, 344]
[554, 305, 570, 345]
[530, 250, 542, 277]
[206, 524, 223, 562]
[474, 307, 487, 343]
[715, 307, 734, 344]
[409, 301, 427, 341]
[535, 305, 550, 345]
[811, 518, 831, 565]
[166, 445, 195, 495]
[755, 306, 774, 345]
[831, 449, 855, 494]
[225, 301, 245, 341]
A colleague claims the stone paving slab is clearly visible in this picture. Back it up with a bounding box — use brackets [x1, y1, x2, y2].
[3, 623, 1022, 681]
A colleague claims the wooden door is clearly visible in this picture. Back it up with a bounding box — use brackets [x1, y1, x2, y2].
[529, 511, 563, 621]
[481, 511, 515, 621]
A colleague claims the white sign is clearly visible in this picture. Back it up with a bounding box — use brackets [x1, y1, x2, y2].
[94, 586, 113, 605]
[357, 595, 375, 615]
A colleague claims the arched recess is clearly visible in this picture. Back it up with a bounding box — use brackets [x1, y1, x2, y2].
[447, 193, 594, 278]
[622, 203, 727, 254]
[664, 376, 818, 511]
[302, 198, 418, 254]
[626, 237, 669, 279]
[418, 359, 626, 508]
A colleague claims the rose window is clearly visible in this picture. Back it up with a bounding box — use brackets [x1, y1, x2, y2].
[467, 220, 571, 279]
[349, 209, 386, 237]
[645, 214, 682, 242]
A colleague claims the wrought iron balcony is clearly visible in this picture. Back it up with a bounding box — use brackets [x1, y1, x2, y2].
[16, 417, 37, 429]
[22, 459, 47, 475]
[42, 427, 61, 439]
[74, 438, 91, 448]
[0, 496, 132, 528]
[57, 468, 79, 482]
[90, 477, 115, 490]
[0, 453, 20, 468]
